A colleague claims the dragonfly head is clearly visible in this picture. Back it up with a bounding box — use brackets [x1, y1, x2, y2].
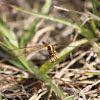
[42, 41, 49, 47]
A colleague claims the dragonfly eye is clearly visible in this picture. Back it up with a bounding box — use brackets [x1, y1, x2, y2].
[42, 41, 45, 44]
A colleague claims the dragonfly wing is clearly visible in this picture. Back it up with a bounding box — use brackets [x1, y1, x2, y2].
[0, 45, 45, 63]
[53, 40, 83, 47]
[53, 40, 74, 46]
[8, 44, 43, 51]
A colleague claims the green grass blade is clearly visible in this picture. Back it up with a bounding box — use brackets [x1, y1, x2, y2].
[0, 51, 26, 69]
[41, 0, 52, 14]
[0, 41, 11, 51]
[90, 19, 97, 36]
[28, 61, 67, 99]
[0, 41, 26, 69]
[0, 41, 31, 70]
[91, 0, 98, 17]
[8, 4, 80, 30]
[94, 0, 100, 6]
[80, 28, 95, 40]
[0, 17, 18, 47]
[85, 72, 100, 75]
[19, 19, 41, 47]
[8, 4, 96, 41]
[90, 0, 100, 28]
[0, 94, 2, 100]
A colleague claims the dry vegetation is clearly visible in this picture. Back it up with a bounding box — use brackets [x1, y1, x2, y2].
[0, 0, 100, 100]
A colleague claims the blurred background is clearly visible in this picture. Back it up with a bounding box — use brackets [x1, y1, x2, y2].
[0, 0, 100, 100]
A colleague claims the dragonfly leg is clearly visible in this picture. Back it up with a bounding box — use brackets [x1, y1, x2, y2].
[54, 55, 59, 61]
[51, 57, 54, 63]
[47, 55, 54, 63]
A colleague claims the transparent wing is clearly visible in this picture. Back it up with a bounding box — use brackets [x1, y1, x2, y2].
[8, 44, 44, 51]
[53, 40, 83, 47]
[0, 45, 45, 63]
[53, 40, 74, 46]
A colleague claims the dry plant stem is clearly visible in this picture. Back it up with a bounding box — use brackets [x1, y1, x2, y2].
[0, 63, 28, 80]
[66, 51, 88, 69]
[21, 85, 29, 98]
[54, 6, 100, 26]
[29, 91, 47, 100]
[11, 90, 22, 100]
[83, 80, 100, 93]
[33, 26, 54, 43]
[55, 51, 88, 79]
[71, 85, 86, 100]
[85, 62, 96, 71]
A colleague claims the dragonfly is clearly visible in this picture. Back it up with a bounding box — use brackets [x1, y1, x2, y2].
[0, 40, 78, 63]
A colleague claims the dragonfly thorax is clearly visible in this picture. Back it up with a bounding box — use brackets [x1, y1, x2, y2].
[42, 41, 56, 56]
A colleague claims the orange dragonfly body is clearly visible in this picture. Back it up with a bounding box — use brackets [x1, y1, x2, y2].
[42, 42, 59, 62]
